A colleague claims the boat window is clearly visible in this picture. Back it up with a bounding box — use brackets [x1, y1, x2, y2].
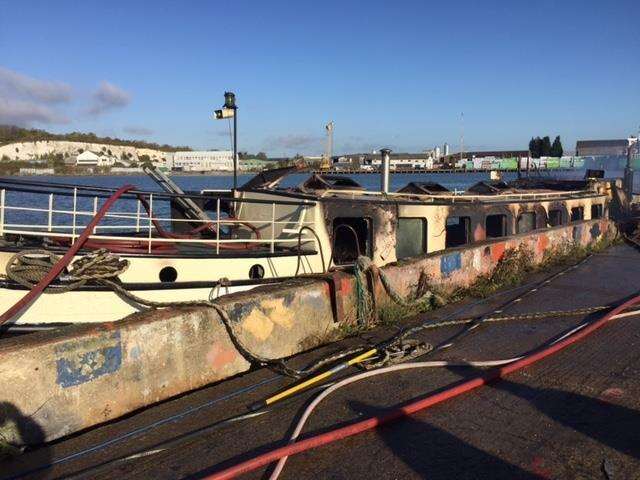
[446, 216, 471, 248]
[159, 266, 178, 283]
[548, 209, 564, 227]
[517, 212, 536, 233]
[591, 204, 603, 219]
[485, 214, 507, 238]
[332, 217, 371, 265]
[249, 264, 265, 279]
[570, 206, 584, 222]
[396, 218, 427, 259]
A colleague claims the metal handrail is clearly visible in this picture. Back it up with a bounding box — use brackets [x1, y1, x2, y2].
[0, 204, 316, 225]
[0, 187, 319, 252]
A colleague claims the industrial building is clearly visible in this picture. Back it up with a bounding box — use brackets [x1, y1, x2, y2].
[440, 150, 529, 168]
[75, 150, 117, 167]
[333, 152, 437, 170]
[167, 150, 234, 172]
[575, 139, 629, 156]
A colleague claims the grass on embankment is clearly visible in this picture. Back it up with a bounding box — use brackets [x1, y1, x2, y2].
[340, 235, 618, 336]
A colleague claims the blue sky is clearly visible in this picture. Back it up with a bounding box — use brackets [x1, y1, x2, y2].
[0, 0, 638, 155]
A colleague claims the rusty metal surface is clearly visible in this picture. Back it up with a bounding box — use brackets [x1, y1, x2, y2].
[3, 243, 640, 479]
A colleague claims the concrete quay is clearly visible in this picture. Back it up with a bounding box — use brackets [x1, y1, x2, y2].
[2, 242, 639, 479]
[0, 218, 617, 449]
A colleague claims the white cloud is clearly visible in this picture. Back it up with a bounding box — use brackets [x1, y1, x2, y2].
[0, 67, 73, 104]
[265, 133, 323, 151]
[0, 98, 69, 126]
[123, 126, 153, 136]
[0, 66, 73, 126]
[88, 81, 131, 116]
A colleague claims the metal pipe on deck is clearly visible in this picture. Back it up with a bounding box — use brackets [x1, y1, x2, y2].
[380, 148, 391, 193]
[624, 136, 637, 199]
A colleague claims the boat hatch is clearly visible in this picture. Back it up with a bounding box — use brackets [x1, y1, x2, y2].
[465, 180, 512, 195]
[396, 182, 450, 195]
[301, 175, 364, 191]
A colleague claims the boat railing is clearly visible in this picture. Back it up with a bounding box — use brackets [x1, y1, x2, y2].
[0, 184, 319, 255]
[319, 188, 604, 203]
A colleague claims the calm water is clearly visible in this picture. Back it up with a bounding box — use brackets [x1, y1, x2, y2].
[0, 169, 622, 230]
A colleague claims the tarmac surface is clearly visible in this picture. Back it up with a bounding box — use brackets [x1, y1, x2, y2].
[3, 243, 640, 479]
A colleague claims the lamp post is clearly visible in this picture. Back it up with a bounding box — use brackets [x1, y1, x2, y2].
[214, 92, 238, 190]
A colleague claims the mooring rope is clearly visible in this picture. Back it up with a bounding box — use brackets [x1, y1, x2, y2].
[5, 248, 367, 378]
[353, 255, 444, 326]
[4, 249, 614, 376]
[6, 249, 129, 293]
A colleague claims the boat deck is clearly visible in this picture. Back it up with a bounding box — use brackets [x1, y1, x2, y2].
[3, 243, 640, 479]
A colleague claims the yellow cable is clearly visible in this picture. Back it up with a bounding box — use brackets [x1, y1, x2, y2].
[264, 348, 378, 406]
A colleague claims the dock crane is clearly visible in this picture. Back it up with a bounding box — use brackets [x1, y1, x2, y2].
[321, 121, 334, 170]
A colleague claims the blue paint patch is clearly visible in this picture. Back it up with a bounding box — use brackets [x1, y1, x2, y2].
[129, 345, 142, 360]
[440, 252, 462, 277]
[56, 332, 122, 388]
[572, 225, 583, 242]
[590, 223, 601, 239]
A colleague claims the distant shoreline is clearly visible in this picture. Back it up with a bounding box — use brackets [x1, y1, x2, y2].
[9, 170, 259, 177]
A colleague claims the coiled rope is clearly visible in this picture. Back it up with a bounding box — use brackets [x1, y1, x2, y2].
[6, 249, 129, 293]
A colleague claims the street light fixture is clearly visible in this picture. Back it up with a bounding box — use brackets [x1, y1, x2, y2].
[214, 91, 238, 190]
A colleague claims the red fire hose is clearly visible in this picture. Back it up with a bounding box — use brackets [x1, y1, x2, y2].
[205, 294, 640, 480]
[0, 185, 136, 326]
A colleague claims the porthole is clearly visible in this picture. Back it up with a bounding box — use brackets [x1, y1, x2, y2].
[159, 266, 178, 283]
[249, 264, 265, 279]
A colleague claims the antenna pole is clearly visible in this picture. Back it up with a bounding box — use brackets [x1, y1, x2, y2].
[460, 112, 464, 165]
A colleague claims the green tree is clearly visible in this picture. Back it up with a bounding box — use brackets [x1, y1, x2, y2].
[529, 137, 542, 158]
[550, 136, 563, 157]
[541, 136, 552, 156]
[256, 152, 268, 160]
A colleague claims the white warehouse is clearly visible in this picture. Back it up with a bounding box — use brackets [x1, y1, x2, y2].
[168, 151, 234, 172]
[75, 150, 116, 167]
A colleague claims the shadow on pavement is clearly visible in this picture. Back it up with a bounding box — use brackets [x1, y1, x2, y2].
[348, 399, 543, 480]
[493, 380, 640, 460]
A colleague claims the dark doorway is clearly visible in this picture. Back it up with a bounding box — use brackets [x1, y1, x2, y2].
[446, 216, 471, 248]
[548, 209, 564, 227]
[570, 206, 584, 222]
[485, 214, 507, 238]
[332, 217, 371, 264]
